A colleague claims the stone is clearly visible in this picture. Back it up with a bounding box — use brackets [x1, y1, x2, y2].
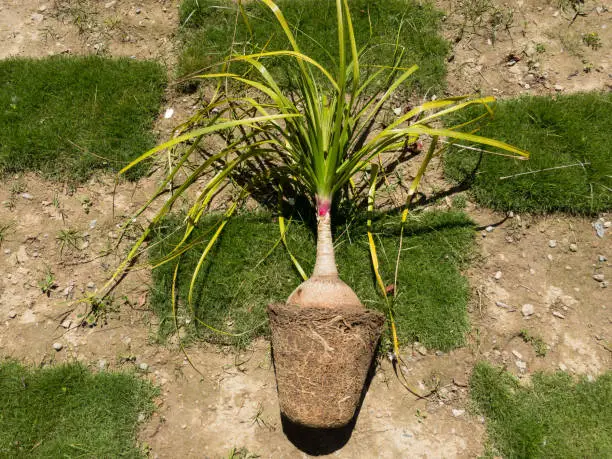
[548, 239, 557, 248]
[164, 108, 174, 119]
[554, 84, 564, 91]
[8, 311, 17, 319]
[512, 350, 523, 360]
[138, 362, 149, 371]
[547, 254, 554, 261]
[99, 359, 107, 369]
[522, 303, 535, 317]
[38, 5, 47, 12]
[392, 107, 402, 115]
[558, 363, 568, 371]
[61, 319, 72, 329]
[552, 311, 566, 319]
[494, 271, 503, 280]
[31, 13, 44, 22]
[515, 360, 527, 370]
[104, 1, 117, 8]
[569, 243, 578, 252]
[593, 273, 605, 282]
[452, 409, 465, 417]
[599, 255, 607, 262]
[605, 221, 612, 228]
[52, 342, 63, 351]
[414, 342, 427, 356]
[485, 226, 494, 232]
[86, 282, 96, 290]
[89, 219, 97, 229]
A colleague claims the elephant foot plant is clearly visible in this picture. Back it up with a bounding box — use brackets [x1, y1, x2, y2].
[107, 0, 528, 429]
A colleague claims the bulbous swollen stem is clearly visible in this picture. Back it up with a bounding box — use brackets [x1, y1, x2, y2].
[285, 194, 362, 309]
[313, 196, 338, 278]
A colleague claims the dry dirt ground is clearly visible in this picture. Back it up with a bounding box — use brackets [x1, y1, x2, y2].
[0, 1, 610, 458]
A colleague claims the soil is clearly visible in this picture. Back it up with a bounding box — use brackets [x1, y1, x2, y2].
[0, 0, 610, 458]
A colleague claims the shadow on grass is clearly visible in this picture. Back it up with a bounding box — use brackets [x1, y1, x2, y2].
[149, 210, 475, 351]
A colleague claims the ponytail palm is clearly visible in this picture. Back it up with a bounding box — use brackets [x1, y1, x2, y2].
[113, 0, 528, 328]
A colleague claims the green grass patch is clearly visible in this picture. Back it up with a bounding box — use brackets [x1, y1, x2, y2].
[0, 56, 166, 181]
[471, 362, 612, 458]
[0, 360, 158, 458]
[178, 0, 449, 94]
[149, 210, 474, 350]
[444, 92, 612, 214]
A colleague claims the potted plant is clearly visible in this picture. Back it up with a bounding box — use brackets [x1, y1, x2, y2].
[109, 0, 528, 429]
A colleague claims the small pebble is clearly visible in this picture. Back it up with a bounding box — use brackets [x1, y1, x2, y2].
[138, 413, 146, 422]
[52, 342, 63, 351]
[89, 219, 97, 229]
[8, 311, 17, 319]
[4, 249, 10, 254]
[554, 84, 564, 91]
[414, 343, 427, 356]
[452, 409, 465, 417]
[21, 192, 34, 200]
[515, 360, 527, 370]
[604, 221, 612, 228]
[494, 271, 503, 280]
[522, 303, 535, 317]
[558, 363, 568, 371]
[548, 240, 557, 248]
[547, 254, 554, 261]
[61, 319, 71, 329]
[138, 362, 149, 371]
[599, 255, 607, 262]
[512, 350, 523, 360]
[99, 359, 107, 370]
[485, 226, 494, 232]
[86, 282, 96, 290]
[593, 273, 605, 282]
[569, 243, 578, 252]
[135, 7, 141, 14]
[552, 311, 566, 319]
